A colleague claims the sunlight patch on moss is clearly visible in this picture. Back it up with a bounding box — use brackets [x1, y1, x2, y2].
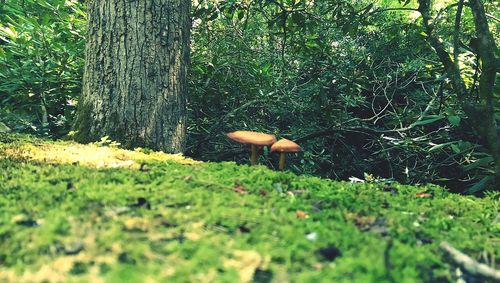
[0, 135, 200, 168]
[223, 250, 265, 283]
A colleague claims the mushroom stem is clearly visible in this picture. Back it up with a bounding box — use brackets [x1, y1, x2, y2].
[278, 152, 286, 171]
[251, 145, 258, 165]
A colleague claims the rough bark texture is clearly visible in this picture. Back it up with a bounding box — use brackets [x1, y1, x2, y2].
[73, 0, 190, 153]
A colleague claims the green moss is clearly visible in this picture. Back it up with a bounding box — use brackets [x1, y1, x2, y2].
[0, 134, 497, 282]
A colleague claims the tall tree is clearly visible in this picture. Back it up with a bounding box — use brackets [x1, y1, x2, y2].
[73, 0, 190, 153]
[417, 0, 499, 187]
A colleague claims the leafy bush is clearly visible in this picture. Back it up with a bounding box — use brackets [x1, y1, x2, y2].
[0, 0, 85, 136]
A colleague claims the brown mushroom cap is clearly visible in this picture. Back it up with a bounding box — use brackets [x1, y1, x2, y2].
[270, 139, 301, 153]
[227, 131, 277, 146]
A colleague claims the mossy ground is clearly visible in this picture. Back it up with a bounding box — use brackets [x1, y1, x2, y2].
[0, 134, 498, 282]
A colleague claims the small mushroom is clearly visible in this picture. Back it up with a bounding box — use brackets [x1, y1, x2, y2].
[270, 139, 301, 171]
[227, 131, 277, 165]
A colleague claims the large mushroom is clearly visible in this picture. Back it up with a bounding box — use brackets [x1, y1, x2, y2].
[270, 139, 301, 171]
[227, 131, 277, 165]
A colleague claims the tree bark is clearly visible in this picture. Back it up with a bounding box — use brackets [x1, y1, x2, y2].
[73, 0, 190, 153]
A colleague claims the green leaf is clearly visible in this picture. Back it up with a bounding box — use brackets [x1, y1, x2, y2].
[260, 63, 271, 74]
[290, 13, 305, 26]
[363, 4, 374, 14]
[447, 115, 460, 126]
[207, 12, 219, 21]
[464, 157, 493, 171]
[305, 39, 319, 49]
[192, 8, 207, 19]
[342, 22, 359, 36]
[412, 115, 444, 126]
[465, 176, 494, 194]
[428, 141, 456, 152]
[237, 10, 245, 21]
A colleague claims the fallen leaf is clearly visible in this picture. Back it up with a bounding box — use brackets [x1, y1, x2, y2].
[233, 182, 246, 194]
[345, 212, 375, 228]
[345, 213, 389, 236]
[416, 191, 431, 198]
[296, 210, 309, 219]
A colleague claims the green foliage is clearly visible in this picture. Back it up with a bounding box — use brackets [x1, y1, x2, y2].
[188, 0, 497, 192]
[0, 0, 85, 136]
[0, 0, 497, 193]
[0, 135, 498, 281]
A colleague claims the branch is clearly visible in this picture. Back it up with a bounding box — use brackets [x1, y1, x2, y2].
[468, 0, 500, 178]
[485, 13, 499, 22]
[294, 127, 377, 143]
[417, 0, 468, 98]
[369, 7, 419, 15]
[453, 0, 464, 65]
[295, 94, 438, 143]
[468, 0, 497, 103]
[440, 242, 500, 281]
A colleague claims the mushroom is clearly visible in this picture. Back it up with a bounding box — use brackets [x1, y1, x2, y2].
[227, 131, 277, 165]
[270, 139, 301, 171]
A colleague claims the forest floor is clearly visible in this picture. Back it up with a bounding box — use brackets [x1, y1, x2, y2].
[0, 134, 498, 283]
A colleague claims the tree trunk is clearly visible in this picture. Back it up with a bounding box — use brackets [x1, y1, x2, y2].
[73, 0, 190, 153]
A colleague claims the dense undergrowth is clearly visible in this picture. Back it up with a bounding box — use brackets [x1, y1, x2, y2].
[0, 134, 498, 282]
[1, 0, 498, 193]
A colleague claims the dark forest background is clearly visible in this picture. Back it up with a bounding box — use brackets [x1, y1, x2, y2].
[0, 0, 498, 193]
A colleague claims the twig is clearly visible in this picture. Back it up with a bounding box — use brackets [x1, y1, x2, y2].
[439, 241, 500, 281]
[486, 13, 499, 22]
[369, 7, 419, 15]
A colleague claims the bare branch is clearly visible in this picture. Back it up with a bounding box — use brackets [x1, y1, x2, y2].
[440, 242, 500, 281]
[485, 13, 500, 22]
[369, 7, 419, 15]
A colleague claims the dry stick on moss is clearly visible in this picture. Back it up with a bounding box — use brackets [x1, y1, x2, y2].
[439, 242, 500, 281]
